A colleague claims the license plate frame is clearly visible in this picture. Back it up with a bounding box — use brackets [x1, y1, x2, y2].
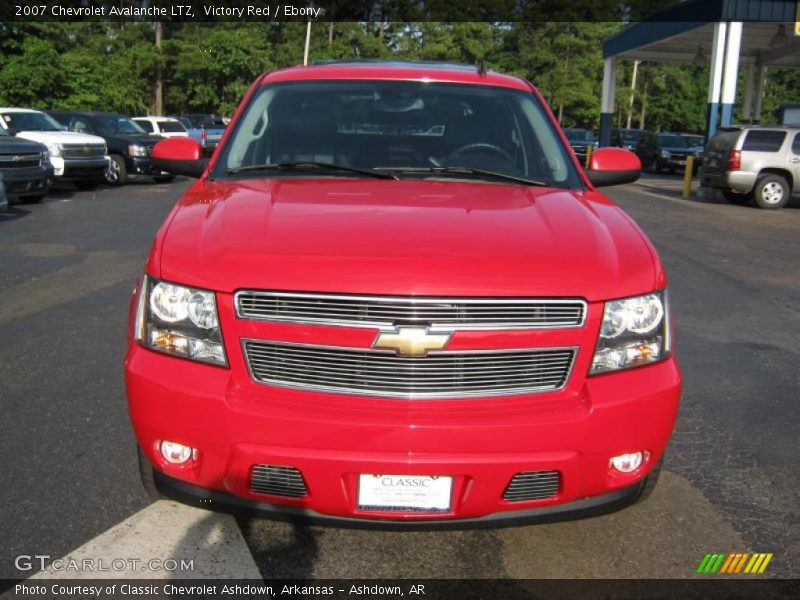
[357, 474, 453, 512]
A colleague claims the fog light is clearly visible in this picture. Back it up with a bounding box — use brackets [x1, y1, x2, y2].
[160, 441, 194, 464]
[610, 452, 644, 473]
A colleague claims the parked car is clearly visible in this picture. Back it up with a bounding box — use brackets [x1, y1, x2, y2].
[133, 117, 189, 139]
[680, 133, 704, 150]
[170, 114, 226, 154]
[563, 128, 598, 163]
[0, 172, 7, 212]
[49, 111, 175, 186]
[129, 61, 679, 526]
[635, 131, 701, 174]
[700, 125, 800, 209]
[0, 108, 108, 190]
[612, 128, 646, 151]
[0, 124, 53, 203]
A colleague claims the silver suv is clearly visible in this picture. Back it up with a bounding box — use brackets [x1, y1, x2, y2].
[701, 125, 800, 209]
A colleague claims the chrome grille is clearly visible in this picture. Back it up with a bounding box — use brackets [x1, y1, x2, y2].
[0, 153, 42, 168]
[503, 471, 561, 501]
[61, 144, 106, 159]
[235, 291, 586, 330]
[250, 464, 308, 498]
[243, 340, 576, 399]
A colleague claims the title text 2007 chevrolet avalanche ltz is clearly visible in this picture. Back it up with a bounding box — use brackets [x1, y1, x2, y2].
[125, 62, 681, 526]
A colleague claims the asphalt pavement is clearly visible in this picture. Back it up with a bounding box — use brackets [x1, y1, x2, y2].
[0, 173, 797, 581]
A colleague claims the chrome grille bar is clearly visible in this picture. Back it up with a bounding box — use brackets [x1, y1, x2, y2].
[61, 144, 106, 158]
[243, 340, 576, 399]
[235, 291, 586, 330]
[250, 464, 308, 498]
[503, 471, 561, 501]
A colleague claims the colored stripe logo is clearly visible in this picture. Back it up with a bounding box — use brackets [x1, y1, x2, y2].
[697, 553, 772, 574]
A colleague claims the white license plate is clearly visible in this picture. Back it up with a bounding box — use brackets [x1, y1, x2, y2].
[358, 474, 452, 511]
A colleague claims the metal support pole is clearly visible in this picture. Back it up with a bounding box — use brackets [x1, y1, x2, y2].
[753, 66, 767, 123]
[303, 21, 312, 66]
[599, 57, 617, 147]
[705, 22, 727, 143]
[720, 22, 742, 126]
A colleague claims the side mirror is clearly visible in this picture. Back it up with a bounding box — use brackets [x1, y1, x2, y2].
[151, 138, 208, 178]
[586, 147, 641, 187]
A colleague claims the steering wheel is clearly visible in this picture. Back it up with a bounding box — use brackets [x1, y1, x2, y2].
[445, 142, 514, 165]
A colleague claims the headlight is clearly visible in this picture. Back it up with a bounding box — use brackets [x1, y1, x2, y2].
[128, 144, 148, 157]
[660, 150, 671, 158]
[134, 276, 227, 366]
[47, 143, 62, 157]
[590, 291, 670, 374]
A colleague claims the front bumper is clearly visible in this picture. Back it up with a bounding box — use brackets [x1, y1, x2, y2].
[50, 156, 109, 180]
[126, 339, 681, 524]
[153, 466, 645, 529]
[0, 165, 52, 199]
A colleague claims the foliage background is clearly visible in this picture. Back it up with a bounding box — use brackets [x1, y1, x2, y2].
[0, 18, 798, 132]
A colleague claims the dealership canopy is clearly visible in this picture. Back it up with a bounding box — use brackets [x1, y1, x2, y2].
[599, 0, 800, 145]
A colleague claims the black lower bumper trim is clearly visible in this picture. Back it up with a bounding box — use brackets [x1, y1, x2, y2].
[153, 469, 644, 530]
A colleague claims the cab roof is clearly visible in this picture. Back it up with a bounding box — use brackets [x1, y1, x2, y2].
[259, 61, 533, 92]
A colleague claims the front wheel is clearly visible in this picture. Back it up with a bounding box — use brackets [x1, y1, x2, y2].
[649, 158, 661, 174]
[105, 154, 127, 186]
[753, 174, 790, 209]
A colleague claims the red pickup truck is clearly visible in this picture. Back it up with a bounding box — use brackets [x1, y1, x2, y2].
[126, 62, 681, 526]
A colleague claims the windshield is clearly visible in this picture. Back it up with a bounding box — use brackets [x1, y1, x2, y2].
[186, 115, 225, 128]
[621, 130, 642, 142]
[157, 120, 186, 133]
[0, 127, 8, 137]
[94, 115, 146, 135]
[564, 129, 594, 143]
[218, 81, 581, 187]
[657, 134, 688, 148]
[1, 111, 62, 132]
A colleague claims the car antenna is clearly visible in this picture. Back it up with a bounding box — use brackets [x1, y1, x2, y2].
[476, 59, 487, 76]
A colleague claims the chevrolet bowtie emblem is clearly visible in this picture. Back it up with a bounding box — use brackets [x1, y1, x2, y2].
[373, 327, 452, 356]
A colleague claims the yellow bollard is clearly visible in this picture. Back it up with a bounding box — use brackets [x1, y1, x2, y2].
[585, 145, 593, 169]
[682, 155, 694, 199]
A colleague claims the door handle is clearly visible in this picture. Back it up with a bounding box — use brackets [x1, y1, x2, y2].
[790, 157, 800, 163]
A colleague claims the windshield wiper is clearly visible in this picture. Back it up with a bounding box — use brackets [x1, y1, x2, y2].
[227, 161, 397, 180]
[377, 166, 547, 187]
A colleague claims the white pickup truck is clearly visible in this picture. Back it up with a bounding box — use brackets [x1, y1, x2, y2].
[0, 108, 109, 190]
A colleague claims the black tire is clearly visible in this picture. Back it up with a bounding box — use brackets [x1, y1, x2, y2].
[723, 189, 752, 204]
[137, 445, 164, 501]
[19, 194, 45, 204]
[753, 173, 790, 210]
[649, 158, 660, 174]
[105, 154, 127, 186]
[153, 174, 175, 183]
[635, 458, 663, 504]
[75, 180, 99, 191]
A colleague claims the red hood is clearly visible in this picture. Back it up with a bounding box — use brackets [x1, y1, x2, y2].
[155, 178, 661, 301]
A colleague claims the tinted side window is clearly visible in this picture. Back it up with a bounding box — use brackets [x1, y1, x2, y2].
[792, 133, 800, 155]
[136, 120, 153, 133]
[742, 130, 786, 152]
